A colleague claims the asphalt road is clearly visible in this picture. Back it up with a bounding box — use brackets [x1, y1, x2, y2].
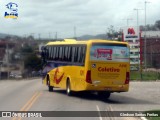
[0, 78, 159, 120]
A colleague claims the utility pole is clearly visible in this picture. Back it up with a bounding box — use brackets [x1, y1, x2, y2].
[38, 33, 41, 40]
[49, 32, 51, 39]
[24, 34, 27, 39]
[74, 26, 76, 39]
[134, 8, 143, 71]
[0, 62, 2, 80]
[122, 18, 133, 26]
[150, 44, 152, 67]
[127, 18, 132, 26]
[144, 1, 150, 69]
[6, 43, 9, 79]
[134, 8, 143, 33]
[31, 33, 35, 39]
[55, 32, 57, 40]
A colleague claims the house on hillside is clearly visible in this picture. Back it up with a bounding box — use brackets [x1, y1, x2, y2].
[0, 40, 16, 79]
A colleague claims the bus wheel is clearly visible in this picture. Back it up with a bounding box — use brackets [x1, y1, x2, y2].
[47, 76, 53, 92]
[66, 79, 72, 96]
[98, 92, 111, 99]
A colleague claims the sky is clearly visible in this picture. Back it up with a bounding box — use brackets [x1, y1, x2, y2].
[0, 0, 160, 39]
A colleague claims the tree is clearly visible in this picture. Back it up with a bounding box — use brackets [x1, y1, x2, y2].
[155, 20, 160, 30]
[107, 25, 122, 41]
[20, 43, 42, 72]
[24, 53, 42, 71]
[140, 20, 160, 31]
[26, 35, 34, 41]
[21, 44, 33, 53]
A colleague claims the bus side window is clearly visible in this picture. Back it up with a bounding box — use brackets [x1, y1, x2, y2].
[79, 46, 84, 63]
[59, 46, 62, 61]
[61, 46, 65, 61]
[77, 46, 86, 64]
[69, 46, 72, 62]
[73, 46, 77, 62]
[64, 46, 68, 61]
[67, 46, 72, 62]
[53, 46, 56, 60]
[55, 46, 59, 60]
[48, 46, 50, 60]
[71, 45, 86, 64]
[51, 46, 53, 60]
[77, 46, 81, 63]
[50, 46, 52, 60]
[72, 46, 75, 62]
[74, 46, 78, 62]
[81, 46, 86, 64]
[49, 46, 52, 60]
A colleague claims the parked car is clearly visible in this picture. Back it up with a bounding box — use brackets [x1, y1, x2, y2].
[14, 74, 22, 79]
[9, 73, 22, 79]
[130, 66, 139, 71]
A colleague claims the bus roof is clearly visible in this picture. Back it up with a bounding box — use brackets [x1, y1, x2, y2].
[46, 39, 129, 46]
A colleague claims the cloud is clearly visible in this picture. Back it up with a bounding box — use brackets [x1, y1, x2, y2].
[0, 0, 160, 38]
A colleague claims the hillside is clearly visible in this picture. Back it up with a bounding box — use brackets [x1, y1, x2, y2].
[0, 33, 9, 39]
[0, 32, 108, 40]
[77, 34, 107, 40]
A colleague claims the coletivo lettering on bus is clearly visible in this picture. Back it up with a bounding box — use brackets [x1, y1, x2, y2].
[98, 67, 120, 72]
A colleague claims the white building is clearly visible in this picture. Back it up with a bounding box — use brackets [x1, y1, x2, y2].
[141, 31, 160, 38]
[122, 26, 140, 70]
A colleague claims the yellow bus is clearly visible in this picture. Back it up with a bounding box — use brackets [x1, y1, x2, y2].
[41, 39, 130, 99]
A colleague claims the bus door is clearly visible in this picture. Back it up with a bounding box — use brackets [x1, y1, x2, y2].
[90, 43, 130, 86]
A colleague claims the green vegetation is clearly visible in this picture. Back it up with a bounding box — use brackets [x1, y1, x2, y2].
[147, 117, 160, 120]
[130, 71, 160, 81]
[144, 110, 160, 120]
[20, 43, 42, 71]
[24, 53, 42, 71]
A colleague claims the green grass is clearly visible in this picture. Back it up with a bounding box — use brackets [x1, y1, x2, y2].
[147, 117, 160, 120]
[130, 71, 160, 81]
[144, 110, 160, 120]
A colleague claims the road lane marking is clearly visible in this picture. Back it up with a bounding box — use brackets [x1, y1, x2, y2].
[105, 104, 115, 120]
[23, 92, 42, 111]
[109, 105, 113, 111]
[12, 91, 42, 120]
[96, 105, 103, 120]
[20, 92, 39, 111]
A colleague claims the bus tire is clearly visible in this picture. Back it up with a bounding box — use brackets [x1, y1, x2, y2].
[66, 79, 72, 96]
[98, 91, 111, 99]
[47, 75, 53, 92]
